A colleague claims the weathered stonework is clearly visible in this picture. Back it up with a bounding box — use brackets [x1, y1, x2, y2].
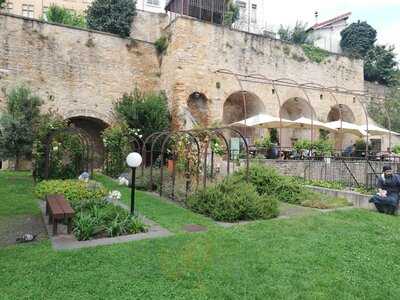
[159, 18, 365, 143]
[0, 12, 371, 154]
[0, 13, 161, 123]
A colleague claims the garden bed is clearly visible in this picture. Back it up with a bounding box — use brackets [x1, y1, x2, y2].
[35, 179, 172, 249]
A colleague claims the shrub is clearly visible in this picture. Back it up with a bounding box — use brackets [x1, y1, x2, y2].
[233, 164, 308, 204]
[86, 0, 136, 37]
[115, 88, 170, 139]
[155, 36, 168, 55]
[44, 5, 86, 28]
[186, 177, 279, 222]
[301, 44, 329, 63]
[35, 180, 108, 205]
[102, 123, 132, 178]
[73, 212, 99, 241]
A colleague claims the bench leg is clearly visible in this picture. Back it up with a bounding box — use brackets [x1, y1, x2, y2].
[53, 220, 58, 236]
[49, 213, 53, 225]
[67, 218, 73, 234]
[45, 201, 49, 216]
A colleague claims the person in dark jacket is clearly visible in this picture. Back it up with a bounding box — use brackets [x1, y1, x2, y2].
[369, 165, 400, 215]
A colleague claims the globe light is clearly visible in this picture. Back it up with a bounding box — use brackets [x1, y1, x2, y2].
[126, 152, 142, 168]
[126, 152, 142, 215]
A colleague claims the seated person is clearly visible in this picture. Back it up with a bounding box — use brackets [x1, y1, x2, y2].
[369, 165, 400, 215]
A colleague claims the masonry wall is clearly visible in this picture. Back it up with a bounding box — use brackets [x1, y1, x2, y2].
[161, 17, 366, 136]
[0, 13, 161, 123]
[131, 10, 169, 43]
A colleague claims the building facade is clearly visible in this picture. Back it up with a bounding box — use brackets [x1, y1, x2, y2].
[307, 12, 351, 54]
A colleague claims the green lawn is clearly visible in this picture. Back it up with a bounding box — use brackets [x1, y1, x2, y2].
[2, 171, 400, 299]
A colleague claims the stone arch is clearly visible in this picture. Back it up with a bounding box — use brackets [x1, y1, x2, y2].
[187, 92, 210, 127]
[66, 116, 109, 169]
[327, 104, 357, 151]
[280, 97, 315, 121]
[327, 104, 356, 123]
[223, 91, 265, 124]
[280, 97, 316, 147]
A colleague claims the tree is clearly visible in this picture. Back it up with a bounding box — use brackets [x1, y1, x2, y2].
[114, 88, 170, 139]
[0, 0, 5, 8]
[340, 21, 377, 58]
[367, 86, 400, 133]
[223, 0, 240, 26]
[86, 0, 136, 37]
[0, 86, 42, 170]
[364, 45, 398, 86]
[278, 21, 309, 45]
[44, 5, 86, 28]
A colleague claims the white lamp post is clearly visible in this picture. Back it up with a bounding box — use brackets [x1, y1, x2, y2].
[126, 152, 142, 215]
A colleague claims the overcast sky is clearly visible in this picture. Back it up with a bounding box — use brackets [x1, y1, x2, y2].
[260, 0, 399, 60]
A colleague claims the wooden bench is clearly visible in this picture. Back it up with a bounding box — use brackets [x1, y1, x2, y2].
[45, 195, 75, 235]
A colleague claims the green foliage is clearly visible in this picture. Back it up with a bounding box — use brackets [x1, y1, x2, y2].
[32, 111, 87, 180]
[354, 185, 377, 195]
[293, 139, 334, 156]
[301, 44, 329, 63]
[102, 123, 132, 178]
[393, 144, 400, 155]
[44, 5, 86, 28]
[0, 0, 5, 8]
[115, 88, 170, 139]
[300, 192, 350, 209]
[364, 45, 398, 85]
[340, 21, 377, 58]
[35, 179, 108, 205]
[278, 21, 309, 45]
[233, 164, 305, 204]
[154, 36, 168, 55]
[86, 0, 136, 37]
[255, 136, 273, 150]
[186, 176, 279, 222]
[301, 178, 346, 190]
[367, 87, 400, 133]
[0, 86, 42, 170]
[73, 200, 147, 240]
[223, 0, 240, 26]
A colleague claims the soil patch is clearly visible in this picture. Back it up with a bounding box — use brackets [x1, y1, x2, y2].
[0, 214, 47, 247]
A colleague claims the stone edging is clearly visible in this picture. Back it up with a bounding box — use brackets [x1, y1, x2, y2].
[39, 201, 172, 251]
[305, 185, 374, 209]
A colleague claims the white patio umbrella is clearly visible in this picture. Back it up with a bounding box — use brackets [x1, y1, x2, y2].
[283, 117, 337, 132]
[230, 113, 294, 128]
[360, 124, 400, 136]
[326, 121, 367, 137]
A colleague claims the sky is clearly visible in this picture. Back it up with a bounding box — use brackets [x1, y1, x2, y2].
[259, 0, 400, 60]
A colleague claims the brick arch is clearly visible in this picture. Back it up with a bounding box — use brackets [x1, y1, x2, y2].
[63, 109, 113, 126]
[280, 97, 316, 121]
[222, 91, 265, 125]
[327, 104, 356, 123]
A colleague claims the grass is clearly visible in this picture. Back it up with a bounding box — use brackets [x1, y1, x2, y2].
[2, 172, 400, 299]
[94, 173, 217, 233]
[0, 171, 38, 217]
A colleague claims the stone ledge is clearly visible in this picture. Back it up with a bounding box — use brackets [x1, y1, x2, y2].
[306, 185, 374, 209]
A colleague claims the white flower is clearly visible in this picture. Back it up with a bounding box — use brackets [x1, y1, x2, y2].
[118, 177, 129, 186]
[108, 190, 122, 203]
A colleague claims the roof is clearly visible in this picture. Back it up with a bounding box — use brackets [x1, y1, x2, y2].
[307, 12, 351, 31]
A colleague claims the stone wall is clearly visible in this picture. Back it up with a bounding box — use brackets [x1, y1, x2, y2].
[259, 159, 400, 186]
[161, 17, 366, 139]
[0, 13, 161, 124]
[131, 10, 169, 43]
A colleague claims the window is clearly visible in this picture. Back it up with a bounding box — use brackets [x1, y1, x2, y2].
[22, 4, 34, 18]
[251, 4, 257, 23]
[1, 2, 13, 12]
[237, 1, 246, 21]
[146, 0, 160, 6]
